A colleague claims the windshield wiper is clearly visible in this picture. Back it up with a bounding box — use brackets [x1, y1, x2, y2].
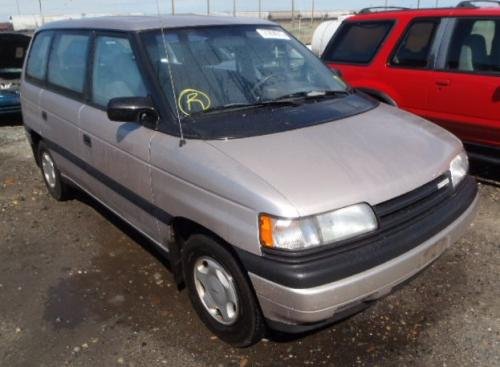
[275, 90, 350, 101]
[185, 100, 301, 118]
[183, 91, 347, 119]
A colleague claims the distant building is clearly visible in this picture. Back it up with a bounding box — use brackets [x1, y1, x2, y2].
[9, 13, 143, 31]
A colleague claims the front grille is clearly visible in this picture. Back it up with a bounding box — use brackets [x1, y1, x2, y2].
[374, 174, 453, 232]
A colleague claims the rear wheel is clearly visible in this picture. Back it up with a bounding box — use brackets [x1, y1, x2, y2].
[182, 234, 265, 347]
[37, 141, 70, 201]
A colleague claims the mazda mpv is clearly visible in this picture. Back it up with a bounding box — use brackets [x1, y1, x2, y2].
[21, 16, 478, 346]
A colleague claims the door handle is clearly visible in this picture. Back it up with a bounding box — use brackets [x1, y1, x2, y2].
[435, 79, 450, 87]
[41, 111, 47, 120]
[83, 134, 92, 147]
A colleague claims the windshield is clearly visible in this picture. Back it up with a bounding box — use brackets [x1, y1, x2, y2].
[142, 25, 348, 119]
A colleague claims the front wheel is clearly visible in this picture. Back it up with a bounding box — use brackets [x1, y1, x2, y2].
[182, 234, 265, 347]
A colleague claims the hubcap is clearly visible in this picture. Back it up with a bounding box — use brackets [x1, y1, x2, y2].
[193, 256, 239, 325]
[41, 152, 56, 189]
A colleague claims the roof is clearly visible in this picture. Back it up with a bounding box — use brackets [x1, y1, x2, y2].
[349, 6, 500, 20]
[38, 15, 275, 32]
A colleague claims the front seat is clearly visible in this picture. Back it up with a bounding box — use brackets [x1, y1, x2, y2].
[458, 34, 488, 71]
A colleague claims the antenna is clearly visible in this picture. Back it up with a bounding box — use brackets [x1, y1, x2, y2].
[155, 0, 186, 146]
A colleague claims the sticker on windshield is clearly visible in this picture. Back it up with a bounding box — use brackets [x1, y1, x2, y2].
[256, 29, 290, 40]
[178, 88, 211, 116]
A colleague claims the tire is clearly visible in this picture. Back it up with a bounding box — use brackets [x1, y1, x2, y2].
[37, 141, 70, 201]
[182, 234, 265, 347]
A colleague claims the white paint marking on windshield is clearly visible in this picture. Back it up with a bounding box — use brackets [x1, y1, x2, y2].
[256, 29, 290, 40]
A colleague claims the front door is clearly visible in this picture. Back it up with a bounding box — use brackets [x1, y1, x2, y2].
[79, 32, 159, 241]
[386, 18, 442, 116]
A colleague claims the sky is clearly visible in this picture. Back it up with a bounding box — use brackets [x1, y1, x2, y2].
[0, 0, 460, 21]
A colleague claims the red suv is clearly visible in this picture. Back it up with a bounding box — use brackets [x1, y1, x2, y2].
[322, 1, 500, 164]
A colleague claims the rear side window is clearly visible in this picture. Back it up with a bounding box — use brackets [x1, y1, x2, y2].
[391, 19, 439, 68]
[323, 21, 393, 64]
[47, 33, 90, 93]
[446, 18, 500, 73]
[91, 35, 147, 107]
[26, 32, 52, 80]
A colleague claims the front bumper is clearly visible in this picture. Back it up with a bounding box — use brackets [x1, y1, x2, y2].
[0, 91, 21, 115]
[0, 105, 21, 114]
[248, 180, 478, 328]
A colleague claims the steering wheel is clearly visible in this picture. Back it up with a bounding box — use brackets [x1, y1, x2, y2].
[251, 72, 288, 95]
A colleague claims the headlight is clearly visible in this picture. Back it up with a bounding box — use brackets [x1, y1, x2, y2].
[449, 151, 469, 188]
[259, 203, 378, 250]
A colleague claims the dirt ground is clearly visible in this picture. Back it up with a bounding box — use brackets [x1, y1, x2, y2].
[0, 116, 499, 367]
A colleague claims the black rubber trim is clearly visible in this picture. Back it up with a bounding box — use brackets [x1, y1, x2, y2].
[236, 176, 477, 289]
[43, 138, 172, 223]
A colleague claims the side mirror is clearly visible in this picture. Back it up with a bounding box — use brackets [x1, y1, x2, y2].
[107, 96, 159, 128]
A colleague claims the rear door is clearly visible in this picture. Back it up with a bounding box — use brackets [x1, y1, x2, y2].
[40, 30, 91, 180]
[78, 32, 159, 241]
[21, 31, 52, 135]
[428, 17, 500, 147]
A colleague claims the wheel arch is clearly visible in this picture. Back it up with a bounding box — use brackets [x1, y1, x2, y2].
[168, 217, 249, 289]
[25, 127, 42, 166]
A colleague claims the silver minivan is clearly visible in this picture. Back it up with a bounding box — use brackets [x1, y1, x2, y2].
[21, 16, 478, 346]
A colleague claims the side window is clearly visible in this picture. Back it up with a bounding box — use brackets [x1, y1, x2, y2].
[47, 32, 90, 93]
[92, 36, 147, 107]
[391, 20, 439, 68]
[26, 32, 52, 80]
[323, 21, 394, 64]
[446, 18, 500, 73]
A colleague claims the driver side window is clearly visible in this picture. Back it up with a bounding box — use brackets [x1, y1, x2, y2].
[92, 35, 147, 107]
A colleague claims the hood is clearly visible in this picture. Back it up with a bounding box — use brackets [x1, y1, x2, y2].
[207, 104, 462, 217]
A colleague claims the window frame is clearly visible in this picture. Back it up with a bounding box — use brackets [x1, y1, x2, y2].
[86, 30, 151, 111]
[43, 29, 92, 101]
[321, 20, 396, 65]
[24, 30, 54, 87]
[435, 16, 500, 77]
[388, 17, 442, 70]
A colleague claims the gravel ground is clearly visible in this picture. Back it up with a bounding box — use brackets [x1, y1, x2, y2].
[1, 118, 499, 367]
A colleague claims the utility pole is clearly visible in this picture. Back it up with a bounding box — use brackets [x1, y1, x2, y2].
[207, 0, 210, 15]
[38, 0, 44, 25]
[15, 0, 21, 15]
[311, 0, 314, 26]
[258, 0, 262, 18]
[291, 0, 295, 24]
[233, 0, 236, 17]
[171, 0, 175, 15]
[435, 0, 439, 7]
[417, 0, 421, 8]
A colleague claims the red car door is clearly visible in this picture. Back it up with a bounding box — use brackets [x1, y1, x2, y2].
[385, 18, 442, 116]
[427, 17, 500, 148]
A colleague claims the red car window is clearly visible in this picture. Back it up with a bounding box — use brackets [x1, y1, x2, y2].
[391, 19, 440, 68]
[446, 18, 500, 72]
[323, 21, 394, 64]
